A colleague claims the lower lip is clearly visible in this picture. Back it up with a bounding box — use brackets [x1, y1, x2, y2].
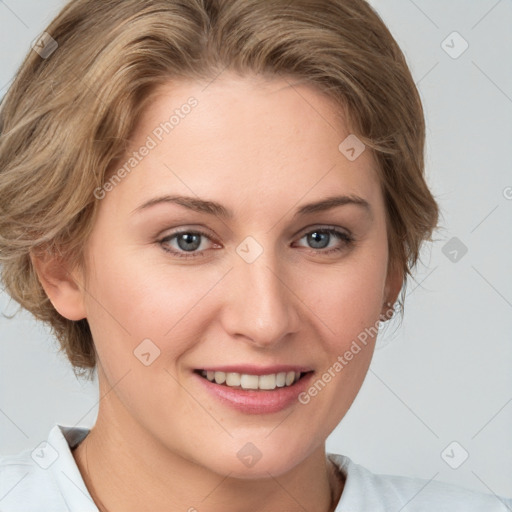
[194, 372, 314, 414]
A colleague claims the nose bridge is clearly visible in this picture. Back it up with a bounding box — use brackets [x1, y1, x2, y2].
[223, 238, 299, 346]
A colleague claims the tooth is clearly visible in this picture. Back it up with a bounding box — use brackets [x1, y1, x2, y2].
[240, 374, 259, 389]
[276, 372, 286, 387]
[214, 371, 226, 384]
[210, 370, 304, 389]
[259, 374, 277, 390]
[285, 371, 296, 386]
[226, 372, 241, 387]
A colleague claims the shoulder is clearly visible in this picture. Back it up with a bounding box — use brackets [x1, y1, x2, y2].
[0, 447, 62, 510]
[0, 424, 96, 512]
[328, 453, 512, 512]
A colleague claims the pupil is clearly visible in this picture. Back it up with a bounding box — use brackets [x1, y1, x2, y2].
[178, 233, 201, 251]
[308, 231, 329, 249]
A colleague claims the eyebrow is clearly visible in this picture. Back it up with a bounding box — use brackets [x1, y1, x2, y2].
[131, 194, 372, 219]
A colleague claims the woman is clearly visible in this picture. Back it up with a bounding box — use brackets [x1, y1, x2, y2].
[0, 0, 510, 510]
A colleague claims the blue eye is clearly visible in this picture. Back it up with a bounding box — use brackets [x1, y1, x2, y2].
[159, 230, 214, 259]
[296, 228, 354, 255]
[158, 227, 354, 259]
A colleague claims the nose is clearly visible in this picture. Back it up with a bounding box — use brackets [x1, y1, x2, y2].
[219, 245, 301, 349]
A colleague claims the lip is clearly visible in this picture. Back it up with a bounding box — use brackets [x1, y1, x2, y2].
[193, 368, 315, 414]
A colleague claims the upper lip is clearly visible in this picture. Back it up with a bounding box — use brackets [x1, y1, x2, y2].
[196, 365, 313, 375]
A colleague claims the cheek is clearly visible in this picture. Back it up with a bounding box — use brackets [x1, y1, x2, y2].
[296, 262, 384, 430]
[298, 249, 388, 340]
[82, 245, 220, 367]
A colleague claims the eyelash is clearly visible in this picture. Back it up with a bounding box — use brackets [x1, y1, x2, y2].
[158, 227, 354, 260]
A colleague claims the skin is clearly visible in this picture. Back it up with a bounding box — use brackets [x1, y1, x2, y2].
[33, 71, 402, 512]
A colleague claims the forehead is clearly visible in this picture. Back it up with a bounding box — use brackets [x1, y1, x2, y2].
[110, 73, 383, 215]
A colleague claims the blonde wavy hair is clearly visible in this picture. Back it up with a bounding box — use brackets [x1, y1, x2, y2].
[0, 0, 439, 379]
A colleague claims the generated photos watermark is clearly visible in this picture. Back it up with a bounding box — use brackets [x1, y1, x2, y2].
[94, 97, 198, 200]
[298, 308, 394, 405]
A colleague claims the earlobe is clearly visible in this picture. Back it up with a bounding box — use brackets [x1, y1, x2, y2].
[30, 250, 87, 321]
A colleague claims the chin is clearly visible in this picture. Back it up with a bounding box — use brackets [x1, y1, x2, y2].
[193, 441, 315, 480]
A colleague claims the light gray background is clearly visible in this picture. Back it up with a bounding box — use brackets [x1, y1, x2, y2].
[1, 0, 511, 500]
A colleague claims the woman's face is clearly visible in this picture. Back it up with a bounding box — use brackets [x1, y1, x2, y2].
[74, 73, 399, 477]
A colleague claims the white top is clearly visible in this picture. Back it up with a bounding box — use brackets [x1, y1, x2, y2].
[1, 424, 511, 511]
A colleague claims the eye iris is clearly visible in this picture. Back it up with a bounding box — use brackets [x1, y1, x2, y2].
[308, 231, 329, 249]
[177, 233, 201, 252]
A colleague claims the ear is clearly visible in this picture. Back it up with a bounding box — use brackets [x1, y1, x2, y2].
[30, 249, 87, 321]
[384, 261, 403, 304]
[381, 259, 404, 318]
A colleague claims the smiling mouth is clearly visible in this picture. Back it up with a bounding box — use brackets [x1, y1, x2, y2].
[195, 369, 313, 391]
